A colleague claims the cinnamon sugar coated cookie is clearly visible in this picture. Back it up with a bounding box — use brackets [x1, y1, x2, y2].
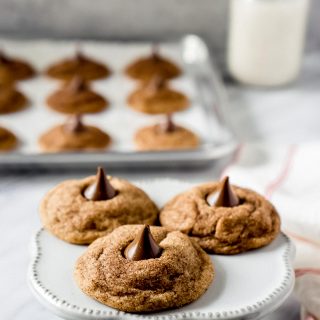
[74, 225, 214, 312]
[134, 124, 199, 151]
[0, 85, 28, 114]
[125, 47, 181, 82]
[40, 170, 159, 244]
[38, 124, 111, 152]
[45, 51, 110, 81]
[160, 177, 281, 254]
[46, 77, 108, 114]
[0, 68, 15, 86]
[0, 51, 35, 81]
[127, 78, 188, 114]
[0, 126, 18, 151]
[39, 114, 111, 152]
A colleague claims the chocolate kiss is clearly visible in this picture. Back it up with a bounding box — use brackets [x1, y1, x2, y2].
[151, 43, 160, 60]
[124, 225, 162, 261]
[147, 75, 166, 95]
[84, 167, 117, 201]
[75, 45, 86, 62]
[207, 176, 239, 207]
[0, 51, 9, 64]
[161, 114, 176, 133]
[67, 76, 88, 93]
[64, 114, 85, 133]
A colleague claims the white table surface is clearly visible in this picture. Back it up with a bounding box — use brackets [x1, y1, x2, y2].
[2, 51, 320, 320]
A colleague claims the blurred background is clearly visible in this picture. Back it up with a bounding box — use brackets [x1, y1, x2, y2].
[1, 0, 319, 143]
[0, 0, 318, 63]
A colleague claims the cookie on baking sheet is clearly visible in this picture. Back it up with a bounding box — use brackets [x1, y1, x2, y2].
[38, 114, 111, 152]
[0, 50, 35, 82]
[127, 76, 188, 114]
[45, 50, 110, 81]
[134, 114, 199, 151]
[74, 224, 214, 312]
[125, 45, 181, 82]
[0, 67, 15, 87]
[40, 168, 159, 244]
[0, 126, 18, 151]
[0, 84, 28, 114]
[46, 76, 108, 114]
[160, 176, 281, 254]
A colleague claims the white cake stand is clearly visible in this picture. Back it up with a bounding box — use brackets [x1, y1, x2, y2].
[28, 179, 295, 320]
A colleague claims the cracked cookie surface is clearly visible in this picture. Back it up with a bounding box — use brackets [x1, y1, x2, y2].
[160, 182, 280, 254]
[40, 177, 158, 244]
[74, 225, 214, 312]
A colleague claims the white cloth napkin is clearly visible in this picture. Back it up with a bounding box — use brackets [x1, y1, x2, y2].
[222, 143, 320, 320]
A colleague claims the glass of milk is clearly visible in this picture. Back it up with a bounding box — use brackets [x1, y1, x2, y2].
[227, 0, 310, 86]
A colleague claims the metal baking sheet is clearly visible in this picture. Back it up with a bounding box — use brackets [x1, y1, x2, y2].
[0, 35, 237, 169]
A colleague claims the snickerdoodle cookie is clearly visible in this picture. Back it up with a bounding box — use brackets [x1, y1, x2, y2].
[38, 115, 111, 152]
[134, 114, 199, 151]
[45, 50, 110, 81]
[47, 76, 108, 114]
[0, 126, 18, 151]
[0, 84, 28, 114]
[0, 67, 15, 86]
[160, 177, 281, 254]
[74, 224, 214, 312]
[0, 50, 35, 82]
[40, 168, 158, 244]
[125, 45, 181, 82]
[127, 77, 188, 114]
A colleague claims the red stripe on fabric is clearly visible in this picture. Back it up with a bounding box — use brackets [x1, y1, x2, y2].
[262, 146, 320, 280]
[286, 230, 320, 249]
[264, 145, 297, 200]
[222, 144, 319, 260]
[295, 268, 320, 277]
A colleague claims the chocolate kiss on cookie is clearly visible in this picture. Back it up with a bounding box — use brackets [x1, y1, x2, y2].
[207, 176, 240, 207]
[124, 225, 162, 261]
[0, 50, 35, 81]
[64, 114, 85, 133]
[40, 170, 158, 244]
[146, 75, 166, 95]
[160, 113, 177, 133]
[160, 178, 281, 254]
[46, 76, 108, 114]
[74, 225, 213, 312]
[68, 75, 88, 92]
[84, 167, 117, 201]
[45, 49, 111, 81]
[125, 44, 181, 82]
[38, 114, 111, 152]
[127, 76, 189, 114]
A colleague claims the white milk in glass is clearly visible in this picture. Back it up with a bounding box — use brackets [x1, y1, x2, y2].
[228, 0, 310, 86]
